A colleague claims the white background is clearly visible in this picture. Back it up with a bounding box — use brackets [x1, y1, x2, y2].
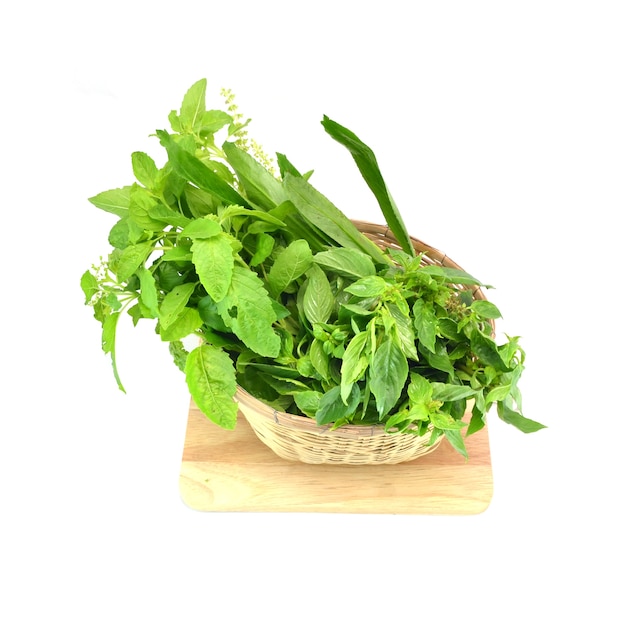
[1, 1, 624, 623]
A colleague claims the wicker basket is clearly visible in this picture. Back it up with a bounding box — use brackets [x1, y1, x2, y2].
[237, 221, 489, 465]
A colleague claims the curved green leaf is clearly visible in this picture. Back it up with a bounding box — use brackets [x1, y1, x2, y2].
[321, 116, 415, 257]
[185, 344, 238, 429]
[369, 337, 408, 418]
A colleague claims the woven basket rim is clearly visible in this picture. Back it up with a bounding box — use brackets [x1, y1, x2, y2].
[234, 222, 487, 454]
[235, 385, 421, 438]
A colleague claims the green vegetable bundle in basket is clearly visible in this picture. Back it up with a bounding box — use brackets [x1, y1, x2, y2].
[81, 79, 546, 465]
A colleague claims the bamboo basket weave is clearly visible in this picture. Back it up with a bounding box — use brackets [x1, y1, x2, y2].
[237, 221, 490, 465]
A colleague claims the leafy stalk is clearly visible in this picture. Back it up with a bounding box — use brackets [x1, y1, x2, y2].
[321, 116, 415, 257]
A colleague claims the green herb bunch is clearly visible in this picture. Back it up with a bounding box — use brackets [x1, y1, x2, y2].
[81, 79, 545, 458]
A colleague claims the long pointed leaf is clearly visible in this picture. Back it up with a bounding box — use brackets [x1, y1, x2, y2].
[223, 142, 286, 210]
[283, 174, 389, 265]
[321, 116, 415, 257]
[157, 130, 248, 208]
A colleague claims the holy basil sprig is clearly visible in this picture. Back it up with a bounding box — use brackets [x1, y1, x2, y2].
[81, 78, 545, 456]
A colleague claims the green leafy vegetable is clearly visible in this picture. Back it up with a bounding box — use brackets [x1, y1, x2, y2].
[81, 78, 545, 457]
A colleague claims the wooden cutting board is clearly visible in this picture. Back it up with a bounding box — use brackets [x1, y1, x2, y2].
[180, 399, 493, 515]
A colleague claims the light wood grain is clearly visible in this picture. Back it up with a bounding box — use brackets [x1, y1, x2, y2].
[180, 400, 493, 514]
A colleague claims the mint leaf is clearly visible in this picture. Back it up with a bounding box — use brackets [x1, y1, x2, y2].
[185, 344, 238, 429]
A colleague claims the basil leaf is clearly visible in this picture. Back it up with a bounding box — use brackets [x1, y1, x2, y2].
[321, 116, 415, 258]
[223, 141, 286, 210]
[444, 429, 468, 460]
[185, 344, 238, 429]
[467, 403, 486, 436]
[191, 235, 234, 303]
[497, 402, 546, 434]
[159, 283, 196, 330]
[88, 186, 131, 218]
[114, 242, 153, 282]
[387, 303, 418, 361]
[293, 390, 323, 418]
[136, 267, 159, 318]
[344, 276, 387, 298]
[316, 384, 360, 425]
[309, 338, 331, 381]
[369, 337, 408, 418]
[80, 270, 99, 304]
[249, 233, 275, 267]
[148, 204, 191, 228]
[179, 78, 207, 133]
[471, 300, 502, 320]
[276, 152, 303, 178]
[267, 239, 313, 297]
[180, 217, 222, 240]
[159, 307, 202, 341]
[102, 311, 125, 392]
[413, 299, 437, 353]
[418, 265, 486, 287]
[131, 151, 158, 189]
[128, 185, 164, 231]
[198, 110, 232, 135]
[471, 330, 512, 372]
[217, 266, 280, 358]
[303, 264, 334, 325]
[313, 248, 376, 279]
[283, 173, 389, 265]
[157, 130, 248, 208]
[430, 412, 465, 430]
[485, 384, 512, 404]
[431, 383, 476, 402]
[340, 331, 370, 402]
